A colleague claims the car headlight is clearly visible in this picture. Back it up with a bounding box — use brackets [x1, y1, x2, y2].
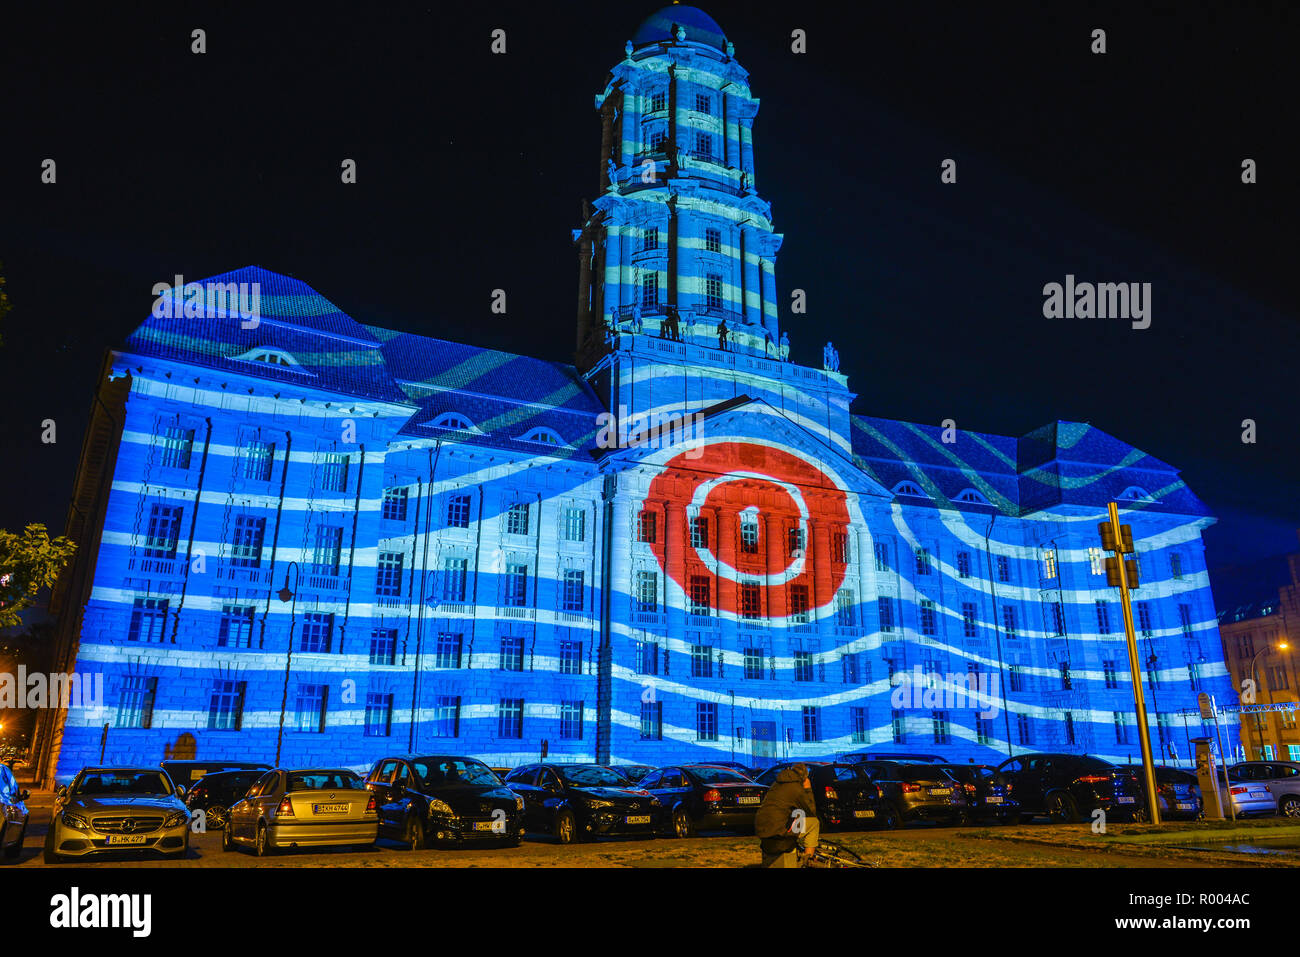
[163, 811, 189, 828]
[428, 799, 455, 816]
[586, 799, 614, 809]
[648, 797, 661, 806]
[61, 812, 90, 831]
[514, 795, 525, 810]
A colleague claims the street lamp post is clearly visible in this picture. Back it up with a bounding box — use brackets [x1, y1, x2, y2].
[1248, 641, 1290, 760]
[274, 561, 301, 767]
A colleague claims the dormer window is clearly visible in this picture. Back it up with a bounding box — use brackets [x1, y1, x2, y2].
[893, 481, 924, 497]
[1120, 486, 1155, 502]
[521, 427, 565, 447]
[956, 489, 989, 505]
[229, 346, 308, 371]
[430, 413, 475, 432]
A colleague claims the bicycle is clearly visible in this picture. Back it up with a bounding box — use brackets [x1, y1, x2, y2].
[798, 838, 879, 868]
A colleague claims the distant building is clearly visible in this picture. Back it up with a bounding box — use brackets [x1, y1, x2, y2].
[1217, 535, 1300, 762]
[36, 5, 1237, 783]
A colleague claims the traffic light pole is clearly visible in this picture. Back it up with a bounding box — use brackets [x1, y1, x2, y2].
[1105, 501, 1162, 824]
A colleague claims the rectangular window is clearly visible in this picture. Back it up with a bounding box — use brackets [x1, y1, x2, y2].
[159, 425, 194, 470]
[311, 524, 343, 575]
[144, 504, 183, 559]
[693, 131, 712, 160]
[919, 599, 937, 636]
[635, 639, 660, 676]
[641, 227, 659, 251]
[1146, 661, 1161, 691]
[1137, 602, 1153, 638]
[381, 487, 409, 522]
[640, 700, 663, 740]
[996, 555, 1011, 582]
[962, 602, 978, 639]
[441, 558, 468, 602]
[694, 92, 711, 114]
[704, 273, 723, 310]
[690, 644, 714, 678]
[634, 570, 659, 613]
[873, 541, 889, 572]
[563, 507, 586, 542]
[740, 581, 761, 619]
[1114, 712, 1130, 745]
[1088, 547, 1105, 575]
[851, 707, 868, 744]
[891, 709, 906, 744]
[322, 453, 349, 492]
[375, 551, 404, 597]
[229, 514, 265, 568]
[295, 681, 327, 733]
[689, 516, 709, 549]
[933, 711, 951, 745]
[649, 91, 666, 112]
[794, 651, 814, 682]
[789, 584, 810, 624]
[560, 640, 583, 675]
[217, 604, 254, 648]
[915, 547, 931, 576]
[1170, 553, 1184, 580]
[446, 493, 471, 528]
[689, 575, 711, 616]
[369, 628, 397, 665]
[641, 273, 659, 308]
[506, 502, 530, 536]
[637, 511, 657, 543]
[1047, 601, 1065, 636]
[956, 551, 972, 578]
[1096, 600, 1112, 633]
[208, 680, 245, 731]
[787, 527, 805, 557]
[1017, 714, 1033, 746]
[878, 597, 895, 633]
[498, 699, 524, 739]
[835, 588, 855, 627]
[300, 613, 334, 654]
[560, 701, 584, 740]
[1009, 665, 1025, 693]
[1065, 711, 1076, 745]
[1002, 605, 1017, 639]
[1042, 550, 1058, 579]
[433, 696, 460, 738]
[1060, 663, 1072, 690]
[704, 227, 721, 253]
[740, 519, 759, 554]
[364, 693, 393, 737]
[802, 706, 820, 743]
[1103, 660, 1119, 689]
[1178, 604, 1193, 638]
[696, 702, 718, 741]
[244, 440, 274, 481]
[842, 651, 862, 683]
[115, 676, 157, 729]
[500, 635, 525, 671]
[504, 563, 529, 607]
[128, 598, 169, 643]
[744, 647, 764, 680]
[976, 718, 993, 746]
[435, 632, 463, 669]
[562, 569, 585, 612]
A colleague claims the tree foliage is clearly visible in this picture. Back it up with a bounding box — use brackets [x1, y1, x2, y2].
[0, 524, 77, 629]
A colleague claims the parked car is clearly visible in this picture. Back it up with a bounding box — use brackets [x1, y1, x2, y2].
[696, 761, 758, 779]
[935, 763, 1018, 824]
[841, 751, 943, 764]
[160, 760, 270, 790]
[45, 767, 190, 863]
[224, 768, 377, 856]
[856, 760, 967, 825]
[996, 753, 1146, 823]
[1116, 764, 1202, 820]
[365, 755, 523, 848]
[504, 763, 660, 843]
[1228, 761, 1300, 818]
[640, 764, 768, 837]
[0, 763, 31, 859]
[1221, 773, 1278, 817]
[182, 768, 266, 829]
[754, 761, 895, 830]
[610, 764, 654, 784]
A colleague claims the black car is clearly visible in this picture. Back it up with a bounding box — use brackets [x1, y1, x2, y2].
[504, 763, 660, 843]
[755, 761, 895, 830]
[640, 764, 768, 837]
[182, 768, 266, 829]
[697, 761, 758, 779]
[160, 761, 270, 790]
[364, 755, 524, 848]
[1117, 764, 1202, 820]
[856, 760, 968, 825]
[611, 764, 655, 784]
[935, 763, 1018, 824]
[997, 753, 1146, 823]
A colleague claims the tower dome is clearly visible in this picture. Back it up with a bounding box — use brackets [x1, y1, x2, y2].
[631, 4, 728, 52]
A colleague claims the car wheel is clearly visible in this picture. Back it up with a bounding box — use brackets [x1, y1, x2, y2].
[1279, 796, 1300, 819]
[206, 804, 228, 829]
[405, 814, 427, 850]
[877, 804, 900, 830]
[1046, 792, 1079, 824]
[671, 806, 695, 839]
[1130, 805, 1149, 823]
[4, 821, 25, 859]
[504, 833, 523, 848]
[254, 823, 273, 857]
[222, 822, 236, 852]
[554, 809, 577, 845]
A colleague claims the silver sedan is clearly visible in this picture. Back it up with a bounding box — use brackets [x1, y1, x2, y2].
[224, 768, 378, 856]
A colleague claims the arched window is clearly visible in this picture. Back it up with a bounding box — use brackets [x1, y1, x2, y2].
[1119, 486, 1155, 502]
[430, 413, 475, 432]
[520, 427, 566, 447]
[893, 481, 924, 497]
[229, 346, 307, 370]
[955, 488, 989, 505]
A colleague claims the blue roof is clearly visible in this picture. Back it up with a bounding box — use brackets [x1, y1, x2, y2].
[632, 5, 728, 51]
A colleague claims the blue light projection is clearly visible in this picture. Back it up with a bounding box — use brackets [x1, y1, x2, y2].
[49, 5, 1237, 780]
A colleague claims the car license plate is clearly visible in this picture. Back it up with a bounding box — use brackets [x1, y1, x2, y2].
[986, 796, 1003, 804]
[853, 809, 875, 818]
[737, 796, 760, 805]
[930, 788, 951, 796]
[626, 815, 651, 824]
[1250, 789, 1268, 799]
[1176, 802, 1196, 810]
[1117, 796, 1135, 804]
[473, 821, 497, 831]
[313, 803, 348, 814]
[106, 834, 147, 845]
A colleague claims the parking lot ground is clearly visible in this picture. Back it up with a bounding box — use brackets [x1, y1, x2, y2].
[11, 785, 1294, 867]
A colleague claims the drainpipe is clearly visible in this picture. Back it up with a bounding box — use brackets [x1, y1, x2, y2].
[984, 514, 1014, 760]
[171, 417, 213, 644]
[261, 430, 292, 650]
[410, 439, 443, 752]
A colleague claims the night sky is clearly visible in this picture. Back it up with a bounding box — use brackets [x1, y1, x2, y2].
[2, 1, 1296, 609]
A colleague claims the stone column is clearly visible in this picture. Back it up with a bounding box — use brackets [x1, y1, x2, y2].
[575, 233, 593, 350]
[603, 223, 622, 323]
[740, 119, 755, 189]
[761, 255, 778, 339]
[621, 85, 639, 168]
[811, 512, 834, 626]
[665, 490, 687, 637]
[717, 503, 738, 633]
[765, 505, 787, 621]
[742, 227, 762, 328]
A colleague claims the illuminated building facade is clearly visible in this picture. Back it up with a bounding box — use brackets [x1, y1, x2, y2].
[41, 5, 1238, 781]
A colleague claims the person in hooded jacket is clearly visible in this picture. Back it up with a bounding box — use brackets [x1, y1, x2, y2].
[754, 763, 819, 867]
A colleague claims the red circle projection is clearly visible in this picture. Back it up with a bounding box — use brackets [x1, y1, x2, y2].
[644, 441, 851, 619]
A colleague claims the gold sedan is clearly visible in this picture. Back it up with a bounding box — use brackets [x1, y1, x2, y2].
[223, 768, 378, 856]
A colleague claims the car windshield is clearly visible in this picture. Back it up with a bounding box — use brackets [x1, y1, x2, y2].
[560, 766, 630, 787]
[617, 766, 649, 781]
[73, 771, 172, 796]
[901, 767, 953, 784]
[413, 760, 500, 787]
[288, 771, 363, 791]
[687, 766, 750, 784]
